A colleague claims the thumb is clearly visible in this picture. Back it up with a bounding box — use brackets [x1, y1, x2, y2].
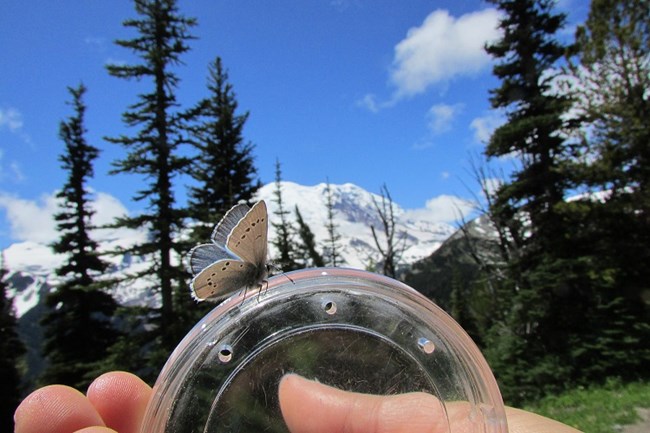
[278, 374, 448, 433]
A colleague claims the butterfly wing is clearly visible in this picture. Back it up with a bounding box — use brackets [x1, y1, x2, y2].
[190, 259, 260, 301]
[226, 200, 268, 266]
[187, 243, 236, 275]
[211, 203, 251, 246]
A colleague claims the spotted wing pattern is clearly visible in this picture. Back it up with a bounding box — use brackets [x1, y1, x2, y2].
[187, 200, 269, 302]
[226, 200, 268, 265]
[191, 259, 259, 301]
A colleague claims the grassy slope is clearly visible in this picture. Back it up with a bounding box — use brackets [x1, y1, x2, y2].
[523, 380, 650, 433]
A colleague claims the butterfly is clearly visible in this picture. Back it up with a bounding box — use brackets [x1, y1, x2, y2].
[188, 200, 269, 302]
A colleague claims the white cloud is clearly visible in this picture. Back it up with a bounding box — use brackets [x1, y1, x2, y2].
[90, 192, 130, 227]
[0, 148, 26, 184]
[470, 111, 505, 143]
[0, 107, 24, 132]
[404, 194, 475, 224]
[0, 190, 136, 244]
[0, 106, 32, 145]
[357, 93, 380, 113]
[0, 193, 61, 244]
[427, 103, 463, 134]
[390, 8, 501, 97]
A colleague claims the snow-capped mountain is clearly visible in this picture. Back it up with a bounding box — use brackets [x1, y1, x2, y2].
[257, 182, 456, 269]
[4, 182, 457, 319]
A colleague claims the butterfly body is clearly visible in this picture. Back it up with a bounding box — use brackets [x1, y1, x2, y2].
[188, 200, 269, 302]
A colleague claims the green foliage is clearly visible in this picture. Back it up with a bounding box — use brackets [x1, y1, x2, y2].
[294, 206, 324, 268]
[41, 84, 121, 389]
[40, 288, 120, 389]
[51, 84, 107, 283]
[105, 0, 197, 356]
[477, 0, 650, 404]
[186, 56, 261, 244]
[270, 160, 300, 272]
[322, 180, 344, 267]
[99, 306, 158, 384]
[525, 380, 650, 433]
[570, 0, 650, 308]
[0, 262, 26, 432]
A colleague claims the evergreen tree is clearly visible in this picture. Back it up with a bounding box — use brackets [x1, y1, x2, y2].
[563, 0, 650, 382]
[186, 56, 261, 243]
[105, 0, 196, 358]
[483, 0, 577, 402]
[323, 180, 344, 267]
[294, 205, 325, 267]
[271, 160, 300, 271]
[0, 257, 25, 432]
[41, 84, 120, 389]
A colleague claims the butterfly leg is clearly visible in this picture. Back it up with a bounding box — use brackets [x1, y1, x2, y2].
[256, 279, 270, 302]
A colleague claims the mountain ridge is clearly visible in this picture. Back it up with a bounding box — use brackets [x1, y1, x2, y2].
[5, 181, 459, 319]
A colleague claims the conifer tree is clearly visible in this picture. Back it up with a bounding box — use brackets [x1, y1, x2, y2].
[323, 180, 344, 266]
[186, 57, 261, 243]
[294, 205, 324, 267]
[0, 257, 25, 432]
[483, 0, 576, 402]
[41, 84, 119, 389]
[564, 0, 650, 382]
[105, 0, 196, 355]
[271, 160, 299, 271]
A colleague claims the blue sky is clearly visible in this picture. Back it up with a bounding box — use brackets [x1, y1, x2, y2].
[0, 0, 589, 249]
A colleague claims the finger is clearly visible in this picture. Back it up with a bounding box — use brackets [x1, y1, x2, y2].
[504, 407, 582, 433]
[278, 374, 447, 433]
[86, 371, 153, 433]
[76, 428, 118, 433]
[14, 385, 105, 433]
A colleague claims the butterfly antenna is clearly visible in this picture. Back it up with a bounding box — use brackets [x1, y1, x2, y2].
[282, 273, 295, 284]
[266, 261, 295, 284]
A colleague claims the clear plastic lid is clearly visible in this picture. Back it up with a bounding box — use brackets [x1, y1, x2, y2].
[141, 268, 508, 433]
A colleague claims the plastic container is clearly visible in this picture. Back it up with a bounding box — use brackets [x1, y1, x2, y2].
[141, 268, 508, 433]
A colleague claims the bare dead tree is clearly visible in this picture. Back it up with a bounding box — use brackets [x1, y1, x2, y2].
[370, 184, 408, 278]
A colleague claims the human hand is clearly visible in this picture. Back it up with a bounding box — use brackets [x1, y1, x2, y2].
[14, 371, 151, 433]
[14, 371, 582, 433]
[278, 374, 582, 433]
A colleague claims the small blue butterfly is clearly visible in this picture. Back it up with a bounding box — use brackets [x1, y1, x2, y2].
[188, 200, 269, 302]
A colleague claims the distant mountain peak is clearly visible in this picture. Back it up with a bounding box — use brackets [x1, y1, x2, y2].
[4, 181, 456, 318]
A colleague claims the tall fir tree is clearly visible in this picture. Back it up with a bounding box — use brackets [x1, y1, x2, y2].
[483, 0, 577, 402]
[105, 0, 196, 362]
[564, 0, 650, 382]
[186, 56, 261, 243]
[323, 180, 344, 267]
[0, 256, 25, 432]
[41, 84, 120, 389]
[294, 205, 325, 268]
[271, 160, 300, 272]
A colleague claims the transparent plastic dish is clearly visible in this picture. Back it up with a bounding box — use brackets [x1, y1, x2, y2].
[141, 268, 508, 433]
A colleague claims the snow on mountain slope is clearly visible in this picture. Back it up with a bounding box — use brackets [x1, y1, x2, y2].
[3, 182, 458, 318]
[256, 182, 455, 269]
